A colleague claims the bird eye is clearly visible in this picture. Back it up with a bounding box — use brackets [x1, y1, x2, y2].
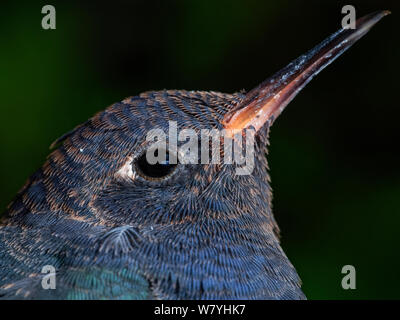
[134, 149, 178, 181]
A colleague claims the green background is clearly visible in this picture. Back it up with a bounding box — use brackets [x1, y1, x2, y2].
[0, 0, 399, 299]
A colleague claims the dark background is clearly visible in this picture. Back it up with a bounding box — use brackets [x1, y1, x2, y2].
[0, 0, 398, 299]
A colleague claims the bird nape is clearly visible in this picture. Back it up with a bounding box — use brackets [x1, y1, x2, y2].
[0, 11, 389, 299]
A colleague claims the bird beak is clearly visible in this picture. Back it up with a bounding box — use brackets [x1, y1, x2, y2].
[222, 10, 390, 137]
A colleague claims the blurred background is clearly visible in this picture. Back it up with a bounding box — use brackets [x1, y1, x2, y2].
[0, 0, 399, 299]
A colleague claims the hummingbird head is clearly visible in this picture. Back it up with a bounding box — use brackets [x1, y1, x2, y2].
[6, 10, 389, 234]
[92, 11, 390, 229]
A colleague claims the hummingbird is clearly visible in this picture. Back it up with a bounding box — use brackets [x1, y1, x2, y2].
[0, 11, 389, 299]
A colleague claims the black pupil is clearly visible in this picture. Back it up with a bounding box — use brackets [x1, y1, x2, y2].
[135, 151, 177, 179]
